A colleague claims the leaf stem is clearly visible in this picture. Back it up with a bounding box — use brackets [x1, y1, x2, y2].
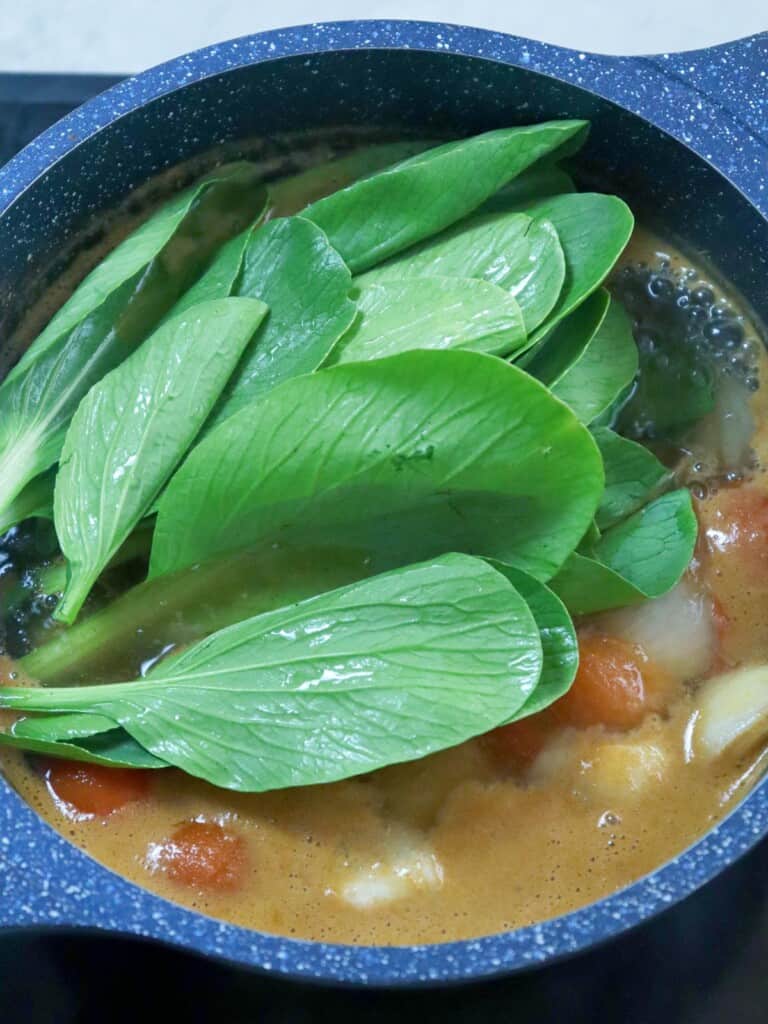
[20, 545, 372, 685]
[0, 437, 46, 534]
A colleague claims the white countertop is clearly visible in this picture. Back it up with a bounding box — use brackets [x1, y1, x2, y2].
[0, 0, 764, 72]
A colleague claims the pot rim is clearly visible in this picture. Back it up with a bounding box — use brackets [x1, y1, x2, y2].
[1, 19, 767, 987]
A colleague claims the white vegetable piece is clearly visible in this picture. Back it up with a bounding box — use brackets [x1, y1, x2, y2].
[694, 664, 768, 759]
[600, 578, 714, 683]
[575, 740, 667, 803]
[338, 830, 444, 910]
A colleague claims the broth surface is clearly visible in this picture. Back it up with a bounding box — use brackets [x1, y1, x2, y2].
[1, 148, 767, 945]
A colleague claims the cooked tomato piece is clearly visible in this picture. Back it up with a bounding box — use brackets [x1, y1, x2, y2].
[482, 713, 557, 770]
[697, 485, 768, 572]
[45, 760, 151, 816]
[152, 821, 247, 891]
[551, 633, 651, 731]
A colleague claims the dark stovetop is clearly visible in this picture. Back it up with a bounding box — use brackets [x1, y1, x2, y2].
[1, 73, 768, 1023]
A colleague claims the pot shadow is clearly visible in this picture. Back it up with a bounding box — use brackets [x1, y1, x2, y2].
[3, 836, 768, 1024]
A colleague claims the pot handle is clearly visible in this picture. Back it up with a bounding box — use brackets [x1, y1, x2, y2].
[643, 33, 768, 145]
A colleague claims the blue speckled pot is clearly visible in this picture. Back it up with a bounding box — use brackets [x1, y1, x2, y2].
[0, 21, 767, 988]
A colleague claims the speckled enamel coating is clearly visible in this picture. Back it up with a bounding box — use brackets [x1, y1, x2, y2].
[0, 21, 766, 987]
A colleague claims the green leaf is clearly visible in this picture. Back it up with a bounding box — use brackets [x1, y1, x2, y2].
[523, 193, 634, 340]
[0, 164, 268, 527]
[616, 338, 715, 440]
[207, 217, 356, 426]
[0, 467, 56, 535]
[480, 165, 576, 212]
[268, 141, 436, 215]
[549, 296, 638, 424]
[14, 711, 126, 741]
[488, 562, 578, 720]
[550, 489, 697, 614]
[592, 427, 669, 530]
[328, 276, 527, 365]
[522, 288, 610, 381]
[304, 121, 588, 272]
[52, 297, 269, 623]
[1, 554, 545, 792]
[358, 211, 565, 336]
[21, 545, 376, 685]
[150, 349, 603, 583]
[162, 229, 253, 319]
[0, 717, 167, 769]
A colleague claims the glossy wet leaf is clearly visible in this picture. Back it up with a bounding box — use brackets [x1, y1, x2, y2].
[304, 121, 588, 272]
[0, 467, 56, 535]
[328, 276, 527, 364]
[617, 339, 715, 440]
[1, 555, 545, 791]
[22, 545, 375, 685]
[489, 562, 578, 719]
[592, 427, 669, 530]
[523, 193, 634, 340]
[522, 288, 610, 380]
[480, 164, 576, 213]
[163, 229, 253, 319]
[151, 350, 603, 582]
[207, 216, 356, 426]
[550, 297, 639, 423]
[0, 164, 267, 528]
[0, 717, 166, 769]
[359, 210, 565, 336]
[550, 489, 697, 614]
[53, 298, 268, 623]
[269, 141, 435, 215]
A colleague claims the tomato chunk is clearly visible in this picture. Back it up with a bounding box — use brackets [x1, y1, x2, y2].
[45, 760, 151, 816]
[551, 633, 651, 731]
[482, 713, 557, 771]
[151, 821, 247, 891]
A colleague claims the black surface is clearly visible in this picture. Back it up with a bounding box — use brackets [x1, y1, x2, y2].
[0, 74, 121, 165]
[0, 72, 767, 1021]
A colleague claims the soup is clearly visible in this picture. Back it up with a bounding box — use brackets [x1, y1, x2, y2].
[1, 125, 767, 945]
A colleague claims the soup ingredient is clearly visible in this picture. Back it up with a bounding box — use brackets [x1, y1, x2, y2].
[329, 276, 527, 363]
[0, 554, 550, 790]
[489, 563, 578, 719]
[551, 489, 698, 614]
[548, 299, 638, 424]
[523, 288, 609, 384]
[0, 719, 166, 768]
[150, 350, 603, 581]
[44, 759, 152, 816]
[206, 217, 356, 426]
[304, 121, 588, 272]
[480, 164, 575, 212]
[0, 163, 268, 531]
[53, 298, 269, 624]
[267, 140, 434, 215]
[575, 738, 668, 802]
[482, 713, 559, 771]
[551, 633, 654, 730]
[0, 468, 56, 535]
[592, 428, 669, 530]
[338, 827, 443, 908]
[526, 293, 638, 425]
[20, 546, 374, 684]
[599, 578, 715, 683]
[694, 664, 768, 759]
[359, 210, 565, 337]
[146, 820, 247, 890]
[519, 193, 635, 341]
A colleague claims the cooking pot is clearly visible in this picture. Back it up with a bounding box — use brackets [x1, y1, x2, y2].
[0, 20, 766, 987]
